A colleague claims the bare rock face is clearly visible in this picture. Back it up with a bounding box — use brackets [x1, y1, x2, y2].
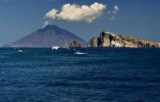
[89, 32, 160, 48]
[70, 40, 81, 48]
[88, 37, 98, 47]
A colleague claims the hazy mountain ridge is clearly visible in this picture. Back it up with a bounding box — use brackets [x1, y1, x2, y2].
[4, 25, 86, 48]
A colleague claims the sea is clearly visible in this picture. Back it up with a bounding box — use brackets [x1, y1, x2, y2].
[0, 48, 160, 102]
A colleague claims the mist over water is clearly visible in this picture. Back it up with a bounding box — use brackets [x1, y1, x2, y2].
[0, 48, 160, 102]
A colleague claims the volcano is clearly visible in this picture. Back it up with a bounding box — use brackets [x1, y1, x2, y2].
[4, 25, 86, 48]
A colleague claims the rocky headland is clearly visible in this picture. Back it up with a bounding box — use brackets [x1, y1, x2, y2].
[89, 32, 160, 48]
[70, 40, 82, 48]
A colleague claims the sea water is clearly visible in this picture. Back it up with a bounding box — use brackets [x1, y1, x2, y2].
[0, 48, 160, 102]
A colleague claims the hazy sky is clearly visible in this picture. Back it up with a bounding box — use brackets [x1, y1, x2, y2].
[0, 0, 160, 46]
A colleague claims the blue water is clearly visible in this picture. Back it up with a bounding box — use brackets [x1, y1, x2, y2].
[0, 48, 160, 102]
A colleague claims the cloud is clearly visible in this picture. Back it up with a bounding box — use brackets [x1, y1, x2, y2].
[45, 2, 106, 23]
[107, 5, 119, 20]
[45, 9, 58, 19]
[113, 5, 119, 14]
[110, 16, 116, 20]
[43, 21, 50, 28]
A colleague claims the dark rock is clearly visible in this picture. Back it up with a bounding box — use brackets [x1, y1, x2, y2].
[89, 37, 98, 47]
[70, 40, 81, 48]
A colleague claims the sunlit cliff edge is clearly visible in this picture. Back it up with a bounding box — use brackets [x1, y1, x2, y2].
[89, 32, 160, 48]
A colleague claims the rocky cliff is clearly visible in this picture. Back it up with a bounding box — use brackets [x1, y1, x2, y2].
[89, 32, 160, 48]
[70, 40, 82, 48]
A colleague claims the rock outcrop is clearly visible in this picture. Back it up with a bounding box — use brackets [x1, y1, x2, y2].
[89, 37, 98, 47]
[70, 40, 81, 48]
[89, 32, 160, 48]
